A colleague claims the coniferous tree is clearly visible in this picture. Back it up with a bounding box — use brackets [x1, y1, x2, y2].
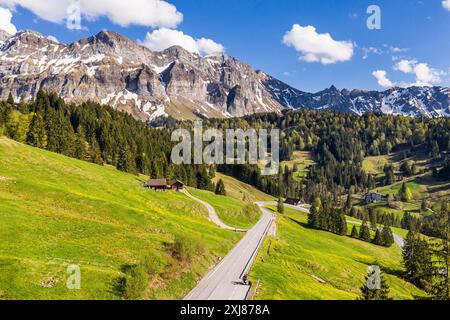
[402, 230, 433, 291]
[359, 267, 392, 300]
[373, 229, 383, 246]
[398, 182, 413, 202]
[308, 197, 322, 228]
[26, 113, 47, 148]
[351, 225, 359, 238]
[277, 197, 285, 214]
[359, 220, 371, 242]
[215, 179, 226, 196]
[431, 201, 450, 300]
[380, 225, 394, 247]
[6, 92, 14, 105]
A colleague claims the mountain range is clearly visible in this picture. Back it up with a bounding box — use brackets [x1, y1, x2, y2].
[0, 29, 449, 120]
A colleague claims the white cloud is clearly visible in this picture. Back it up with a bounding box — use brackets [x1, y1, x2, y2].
[394, 59, 417, 73]
[196, 38, 225, 56]
[0, 0, 182, 28]
[140, 28, 224, 55]
[362, 47, 382, 60]
[47, 35, 59, 43]
[394, 59, 444, 86]
[443, 0, 450, 11]
[282, 24, 354, 65]
[0, 7, 17, 34]
[373, 70, 394, 88]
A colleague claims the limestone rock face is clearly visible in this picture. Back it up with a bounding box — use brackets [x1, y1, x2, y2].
[0, 29, 448, 120]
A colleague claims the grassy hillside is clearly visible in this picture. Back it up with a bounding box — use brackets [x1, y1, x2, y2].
[281, 151, 316, 180]
[213, 173, 274, 203]
[188, 187, 261, 229]
[0, 137, 242, 300]
[252, 207, 425, 300]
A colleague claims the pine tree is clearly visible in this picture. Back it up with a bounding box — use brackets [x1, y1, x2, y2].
[308, 197, 322, 228]
[373, 229, 382, 246]
[215, 179, 226, 196]
[398, 182, 413, 202]
[380, 225, 394, 247]
[6, 92, 14, 105]
[26, 113, 47, 148]
[431, 201, 450, 300]
[350, 225, 359, 239]
[359, 267, 392, 300]
[277, 197, 285, 214]
[359, 220, 371, 242]
[403, 230, 433, 291]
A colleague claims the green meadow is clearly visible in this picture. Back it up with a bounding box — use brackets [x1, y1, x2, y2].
[188, 187, 262, 229]
[252, 207, 426, 300]
[0, 137, 242, 300]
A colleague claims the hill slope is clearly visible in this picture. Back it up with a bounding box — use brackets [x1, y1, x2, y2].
[252, 207, 425, 300]
[0, 137, 242, 300]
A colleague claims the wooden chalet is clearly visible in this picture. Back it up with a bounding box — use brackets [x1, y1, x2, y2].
[364, 193, 387, 204]
[147, 179, 168, 191]
[170, 180, 185, 191]
[284, 198, 302, 206]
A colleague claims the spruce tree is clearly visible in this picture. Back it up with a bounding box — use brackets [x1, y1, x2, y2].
[26, 113, 47, 148]
[6, 92, 14, 105]
[215, 179, 226, 196]
[398, 182, 413, 202]
[430, 201, 450, 300]
[350, 225, 359, 239]
[359, 220, 371, 242]
[381, 225, 394, 247]
[373, 229, 382, 246]
[403, 230, 433, 291]
[277, 197, 285, 214]
[359, 267, 392, 300]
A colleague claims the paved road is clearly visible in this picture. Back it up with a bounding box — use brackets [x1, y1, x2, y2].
[184, 203, 275, 300]
[183, 189, 247, 232]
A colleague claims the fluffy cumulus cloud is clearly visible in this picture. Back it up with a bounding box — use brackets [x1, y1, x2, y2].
[140, 28, 224, 55]
[0, 0, 182, 28]
[394, 59, 444, 86]
[282, 24, 354, 65]
[47, 35, 59, 43]
[0, 6, 17, 34]
[443, 0, 450, 11]
[372, 70, 394, 88]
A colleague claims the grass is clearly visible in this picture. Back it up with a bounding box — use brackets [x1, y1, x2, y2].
[281, 151, 315, 180]
[213, 173, 274, 203]
[188, 187, 261, 229]
[362, 154, 390, 176]
[0, 137, 242, 300]
[252, 207, 425, 300]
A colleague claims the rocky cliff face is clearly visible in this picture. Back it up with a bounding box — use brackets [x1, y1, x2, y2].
[0, 29, 448, 120]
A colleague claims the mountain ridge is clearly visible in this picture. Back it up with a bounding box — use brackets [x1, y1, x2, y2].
[0, 29, 448, 119]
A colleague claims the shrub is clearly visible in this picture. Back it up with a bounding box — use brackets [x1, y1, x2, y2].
[170, 235, 205, 263]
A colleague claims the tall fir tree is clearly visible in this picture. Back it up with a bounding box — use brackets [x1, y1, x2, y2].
[350, 225, 359, 239]
[215, 179, 226, 196]
[359, 267, 392, 300]
[26, 113, 47, 148]
[359, 220, 371, 242]
[431, 201, 450, 300]
[403, 230, 433, 291]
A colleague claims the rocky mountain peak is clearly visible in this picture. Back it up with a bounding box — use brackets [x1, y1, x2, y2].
[0, 28, 448, 120]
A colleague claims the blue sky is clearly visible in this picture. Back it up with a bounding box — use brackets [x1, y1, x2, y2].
[1, 0, 449, 92]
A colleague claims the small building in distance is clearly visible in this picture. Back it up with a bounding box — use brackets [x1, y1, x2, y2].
[284, 198, 302, 206]
[147, 179, 168, 191]
[170, 180, 185, 192]
[364, 192, 387, 204]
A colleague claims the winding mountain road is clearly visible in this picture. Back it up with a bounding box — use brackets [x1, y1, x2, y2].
[184, 201, 275, 300]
